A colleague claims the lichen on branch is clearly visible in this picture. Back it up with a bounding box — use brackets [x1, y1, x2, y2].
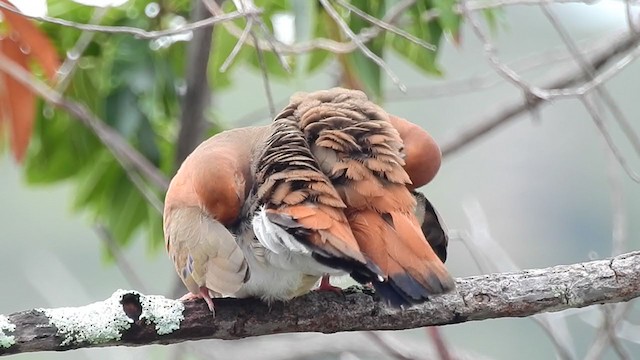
[1, 251, 639, 357]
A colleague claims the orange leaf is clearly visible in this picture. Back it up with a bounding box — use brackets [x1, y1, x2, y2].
[0, 2, 59, 80]
[0, 1, 60, 162]
[0, 38, 35, 162]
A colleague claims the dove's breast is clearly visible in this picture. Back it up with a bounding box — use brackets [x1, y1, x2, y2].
[233, 217, 342, 302]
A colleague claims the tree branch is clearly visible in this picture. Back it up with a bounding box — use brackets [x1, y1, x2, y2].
[1, 251, 639, 356]
[0, 2, 257, 40]
[441, 29, 640, 158]
[174, 0, 215, 166]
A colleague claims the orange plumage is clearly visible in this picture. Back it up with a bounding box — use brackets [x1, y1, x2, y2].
[164, 87, 453, 311]
[252, 88, 454, 306]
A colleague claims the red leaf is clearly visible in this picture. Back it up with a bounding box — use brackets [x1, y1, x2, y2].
[1, 2, 59, 80]
[0, 38, 35, 162]
[0, 1, 60, 162]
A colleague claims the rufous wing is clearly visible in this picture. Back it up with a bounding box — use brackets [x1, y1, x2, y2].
[285, 88, 454, 306]
[251, 117, 382, 279]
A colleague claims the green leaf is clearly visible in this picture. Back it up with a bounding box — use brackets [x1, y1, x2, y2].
[389, 1, 443, 75]
[345, 0, 385, 98]
[24, 106, 100, 183]
[432, 0, 462, 37]
[73, 152, 119, 211]
[306, 6, 332, 73]
[482, 8, 506, 34]
[107, 175, 147, 246]
[26, 1, 177, 252]
[209, 26, 249, 89]
[255, 0, 290, 13]
[247, 47, 293, 78]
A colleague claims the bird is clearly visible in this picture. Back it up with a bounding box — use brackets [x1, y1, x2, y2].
[163, 88, 454, 314]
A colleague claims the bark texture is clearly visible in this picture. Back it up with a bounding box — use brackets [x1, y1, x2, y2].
[1, 251, 639, 356]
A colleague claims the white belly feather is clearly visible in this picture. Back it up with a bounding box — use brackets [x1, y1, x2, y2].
[232, 207, 345, 302]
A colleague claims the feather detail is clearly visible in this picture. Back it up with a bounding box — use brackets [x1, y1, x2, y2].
[412, 190, 449, 263]
[164, 88, 449, 308]
[280, 87, 454, 307]
[165, 207, 249, 296]
[251, 116, 381, 280]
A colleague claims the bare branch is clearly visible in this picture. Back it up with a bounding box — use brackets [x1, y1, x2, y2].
[55, 7, 108, 92]
[189, 332, 492, 360]
[388, 45, 579, 101]
[626, 0, 639, 36]
[364, 332, 414, 360]
[581, 96, 640, 183]
[584, 303, 635, 360]
[545, 47, 640, 99]
[2, 251, 640, 356]
[426, 327, 453, 360]
[0, 2, 257, 40]
[207, 0, 413, 56]
[460, 200, 577, 360]
[219, 17, 254, 73]
[319, 0, 406, 92]
[253, 31, 276, 119]
[441, 30, 640, 158]
[539, 5, 640, 182]
[461, 1, 539, 97]
[463, 0, 607, 10]
[334, 0, 436, 52]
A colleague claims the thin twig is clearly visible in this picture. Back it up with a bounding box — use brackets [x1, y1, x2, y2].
[427, 327, 453, 360]
[252, 31, 276, 119]
[94, 224, 147, 292]
[0, 2, 257, 40]
[461, 0, 543, 100]
[220, 17, 254, 72]
[441, 30, 640, 158]
[55, 7, 108, 92]
[583, 303, 634, 360]
[233, 0, 291, 73]
[539, 3, 634, 248]
[544, 46, 640, 99]
[207, 0, 414, 55]
[334, 0, 436, 52]
[252, 10, 292, 73]
[626, 0, 639, 35]
[580, 96, 640, 183]
[387, 45, 577, 101]
[364, 332, 414, 360]
[541, 4, 640, 156]
[461, 200, 577, 360]
[319, 0, 407, 92]
[539, 5, 640, 182]
[464, 0, 604, 10]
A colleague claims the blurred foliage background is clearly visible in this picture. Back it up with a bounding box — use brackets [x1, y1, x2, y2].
[1, 0, 640, 359]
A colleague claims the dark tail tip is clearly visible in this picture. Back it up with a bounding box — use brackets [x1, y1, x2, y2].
[371, 272, 455, 308]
